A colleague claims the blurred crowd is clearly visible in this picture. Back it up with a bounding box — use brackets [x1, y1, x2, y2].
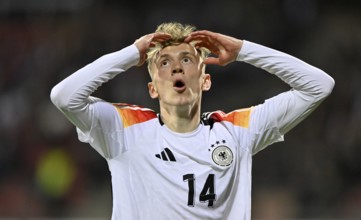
[0, 0, 360, 218]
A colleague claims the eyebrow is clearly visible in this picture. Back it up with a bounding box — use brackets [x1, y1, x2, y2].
[156, 51, 197, 62]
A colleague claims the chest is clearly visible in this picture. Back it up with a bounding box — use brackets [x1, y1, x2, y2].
[114, 122, 252, 212]
[123, 122, 249, 175]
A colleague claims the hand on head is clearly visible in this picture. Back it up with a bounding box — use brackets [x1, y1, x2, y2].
[184, 30, 243, 66]
[134, 30, 243, 67]
[134, 33, 172, 66]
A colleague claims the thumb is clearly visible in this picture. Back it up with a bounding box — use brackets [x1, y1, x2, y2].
[136, 54, 148, 67]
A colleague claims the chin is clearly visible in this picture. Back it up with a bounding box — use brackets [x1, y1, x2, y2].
[171, 100, 192, 107]
[161, 92, 201, 107]
[172, 96, 201, 107]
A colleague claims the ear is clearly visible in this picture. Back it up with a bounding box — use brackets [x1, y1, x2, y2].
[202, 74, 212, 91]
[148, 82, 159, 99]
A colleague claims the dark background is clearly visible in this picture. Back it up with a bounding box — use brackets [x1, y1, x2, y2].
[0, 0, 360, 218]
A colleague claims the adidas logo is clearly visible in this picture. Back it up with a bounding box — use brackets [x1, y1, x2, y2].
[155, 148, 176, 162]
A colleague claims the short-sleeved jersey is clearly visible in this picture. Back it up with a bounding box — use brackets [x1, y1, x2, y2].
[50, 40, 334, 220]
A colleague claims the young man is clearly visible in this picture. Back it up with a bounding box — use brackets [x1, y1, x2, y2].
[50, 22, 334, 219]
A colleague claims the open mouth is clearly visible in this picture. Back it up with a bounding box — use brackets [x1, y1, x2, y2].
[173, 80, 186, 92]
[174, 80, 185, 88]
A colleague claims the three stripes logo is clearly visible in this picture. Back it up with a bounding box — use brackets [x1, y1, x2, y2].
[155, 148, 176, 162]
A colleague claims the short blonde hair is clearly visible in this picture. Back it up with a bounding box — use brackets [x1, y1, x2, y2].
[147, 22, 210, 73]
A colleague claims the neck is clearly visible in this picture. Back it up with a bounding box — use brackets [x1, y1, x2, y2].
[159, 103, 201, 133]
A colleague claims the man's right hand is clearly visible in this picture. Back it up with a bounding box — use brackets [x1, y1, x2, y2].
[134, 33, 172, 66]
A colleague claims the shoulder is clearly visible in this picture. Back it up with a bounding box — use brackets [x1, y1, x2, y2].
[202, 108, 253, 128]
[113, 103, 158, 128]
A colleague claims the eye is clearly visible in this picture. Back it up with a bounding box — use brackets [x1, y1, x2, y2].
[160, 60, 170, 67]
[182, 57, 191, 64]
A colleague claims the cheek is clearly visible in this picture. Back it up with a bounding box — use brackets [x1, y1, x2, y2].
[186, 65, 204, 83]
[156, 67, 172, 79]
[187, 77, 204, 93]
[152, 78, 168, 94]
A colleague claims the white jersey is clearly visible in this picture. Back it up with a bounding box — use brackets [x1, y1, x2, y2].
[50, 41, 334, 220]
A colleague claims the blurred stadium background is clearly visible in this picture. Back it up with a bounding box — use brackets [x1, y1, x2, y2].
[0, 0, 360, 219]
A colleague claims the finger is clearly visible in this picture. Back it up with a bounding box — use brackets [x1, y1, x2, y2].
[146, 33, 171, 48]
[149, 42, 156, 48]
[191, 35, 212, 42]
[189, 30, 215, 37]
[185, 34, 210, 43]
[194, 38, 222, 53]
[203, 57, 220, 66]
[186, 30, 217, 41]
[152, 33, 172, 42]
[186, 34, 221, 52]
[193, 40, 211, 48]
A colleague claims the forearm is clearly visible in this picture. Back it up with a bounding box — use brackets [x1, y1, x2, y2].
[50, 44, 139, 134]
[236, 41, 335, 154]
[50, 44, 140, 112]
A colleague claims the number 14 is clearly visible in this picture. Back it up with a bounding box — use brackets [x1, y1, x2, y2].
[183, 174, 216, 207]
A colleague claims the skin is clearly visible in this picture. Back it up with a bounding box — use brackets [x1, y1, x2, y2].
[134, 30, 243, 133]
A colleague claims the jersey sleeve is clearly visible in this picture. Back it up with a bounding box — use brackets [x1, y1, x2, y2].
[50, 45, 140, 159]
[236, 41, 335, 155]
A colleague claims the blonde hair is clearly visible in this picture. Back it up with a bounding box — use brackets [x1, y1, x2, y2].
[147, 22, 210, 73]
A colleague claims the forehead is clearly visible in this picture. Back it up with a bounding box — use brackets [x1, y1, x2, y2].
[157, 43, 199, 58]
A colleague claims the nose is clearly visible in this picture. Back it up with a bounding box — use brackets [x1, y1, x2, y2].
[172, 66, 184, 75]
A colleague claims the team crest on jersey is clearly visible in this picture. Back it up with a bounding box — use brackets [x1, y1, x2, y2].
[209, 140, 233, 167]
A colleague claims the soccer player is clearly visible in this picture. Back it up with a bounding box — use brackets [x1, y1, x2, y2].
[50, 22, 334, 219]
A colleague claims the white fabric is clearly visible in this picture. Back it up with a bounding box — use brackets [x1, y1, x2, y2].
[50, 41, 334, 219]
